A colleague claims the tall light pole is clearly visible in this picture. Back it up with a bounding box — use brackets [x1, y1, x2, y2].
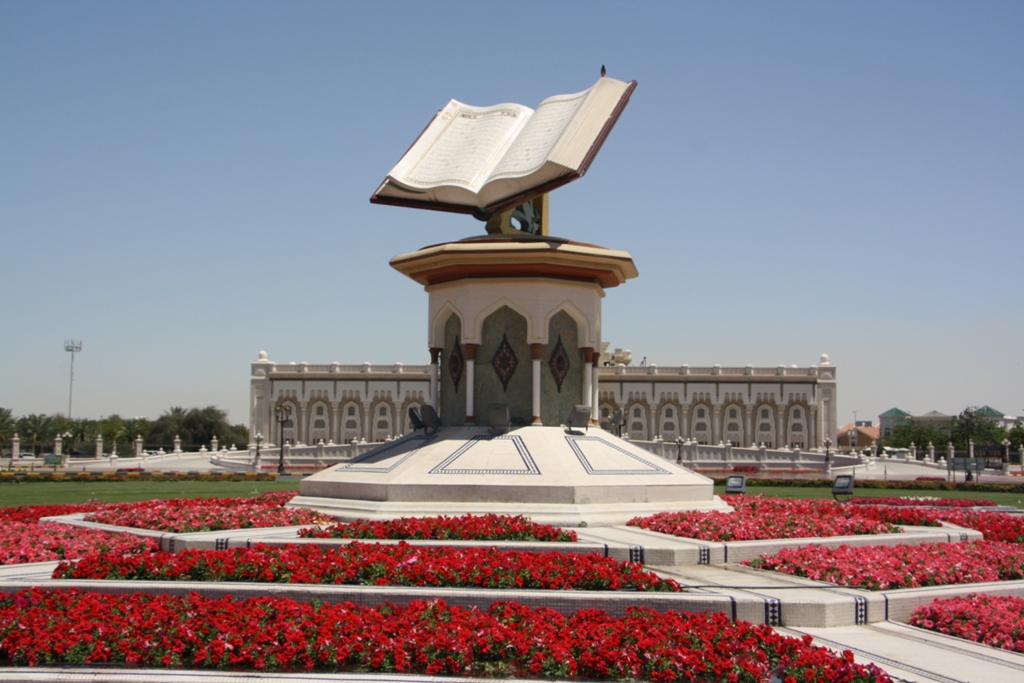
[64, 340, 82, 419]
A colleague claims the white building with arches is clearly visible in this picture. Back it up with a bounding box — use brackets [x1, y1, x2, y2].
[249, 351, 836, 451]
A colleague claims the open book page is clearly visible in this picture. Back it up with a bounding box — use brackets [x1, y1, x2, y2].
[548, 77, 633, 170]
[487, 87, 590, 181]
[390, 100, 532, 192]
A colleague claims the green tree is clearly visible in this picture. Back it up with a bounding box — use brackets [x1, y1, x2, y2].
[880, 420, 951, 450]
[99, 415, 126, 452]
[1007, 420, 1024, 450]
[16, 413, 55, 455]
[65, 417, 94, 455]
[121, 417, 152, 445]
[950, 407, 1008, 449]
[0, 408, 15, 448]
[148, 406, 239, 451]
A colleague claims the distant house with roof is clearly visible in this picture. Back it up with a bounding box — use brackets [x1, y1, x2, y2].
[879, 407, 911, 439]
[837, 422, 879, 450]
[878, 405, 1017, 439]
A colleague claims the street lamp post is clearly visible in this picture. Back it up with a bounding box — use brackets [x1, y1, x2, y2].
[275, 406, 291, 474]
[254, 432, 263, 472]
[824, 437, 833, 473]
[676, 436, 684, 464]
[64, 340, 82, 419]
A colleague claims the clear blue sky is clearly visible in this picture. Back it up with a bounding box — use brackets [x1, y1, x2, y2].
[2, 0, 1021, 428]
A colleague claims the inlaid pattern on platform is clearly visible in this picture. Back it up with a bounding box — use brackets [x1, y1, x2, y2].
[429, 435, 541, 475]
[566, 435, 671, 475]
[341, 434, 436, 473]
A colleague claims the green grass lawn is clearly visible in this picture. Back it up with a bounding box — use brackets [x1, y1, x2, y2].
[713, 485, 1024, 509]
[0, 480, 302, 506]
[3, 480, 1021, 509]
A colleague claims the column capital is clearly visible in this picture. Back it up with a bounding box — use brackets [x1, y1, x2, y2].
[429, 347, 442, 364]
[530, 343, 543, 359]
[464, 343, 478, 360]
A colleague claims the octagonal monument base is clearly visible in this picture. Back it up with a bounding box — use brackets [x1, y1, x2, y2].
[289, 426, 730, 527]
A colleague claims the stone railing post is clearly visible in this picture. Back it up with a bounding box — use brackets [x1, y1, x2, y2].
[11, 434, 19, 460]
[210, 437, 218, 453]
[134, 435, 143, 458]
[927, 442, 935, 463]
[173, 435, 182, 454]
[95, 435, 103, 459]
[909, 442, 917, 461]
[316, 439, 325, 467]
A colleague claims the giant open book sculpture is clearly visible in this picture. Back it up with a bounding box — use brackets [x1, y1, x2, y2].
[370, 76, 636, 217]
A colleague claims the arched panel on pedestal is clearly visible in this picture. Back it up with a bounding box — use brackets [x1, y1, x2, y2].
[440, 313, 466, 426]
[541, 309, 583, 426]
[476, 306, 531, 426]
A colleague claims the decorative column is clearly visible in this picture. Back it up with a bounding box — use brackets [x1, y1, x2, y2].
[590, 351, 601, 425]
[298, 404, 308, 445]
[712, 404, 722, 444]
[134, 435, 143, 458]
[744, 405, 754, 447]
[531, 344, 543, 424]
[11, 434, 19, 459]
[809, 405, 818, 450]
[211, 436, 218, 453]
[331, 402, 339, 444]
[95, 434, 103, 458]
[173, 435, 181, 453]
[777, 408, 786, 448]
[580, 347, 594, 420]
[429, 347, 442, 409]
[54, 434, 63, 456]
[464, 343, 478, 424]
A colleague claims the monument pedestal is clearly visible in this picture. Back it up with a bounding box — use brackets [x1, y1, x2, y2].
[293, 234, 729, 525]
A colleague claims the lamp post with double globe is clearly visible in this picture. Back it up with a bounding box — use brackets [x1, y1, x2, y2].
[275, 405, 291, 474]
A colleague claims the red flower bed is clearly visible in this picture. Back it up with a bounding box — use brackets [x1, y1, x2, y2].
[0, 502, 108, 524]
[936, 509, 1024, 544]
[82, 491, 329, 532]
[0, 502, 155, 565]
[746, 541, 1024, 590]
[627, 495, 940, 542]
[0, 588, 892, 681]
[0, 522, 157, 565]
[851, 497, 997, 508]
[299, 513, 577, 542]
[55, 542, 677, 591]
[910, 594, 1024, 653]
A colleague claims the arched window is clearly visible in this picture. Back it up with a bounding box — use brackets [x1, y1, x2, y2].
[729, 408, 737, 419]
[309, 402, 330, 444]
[341, 402, 361, 442]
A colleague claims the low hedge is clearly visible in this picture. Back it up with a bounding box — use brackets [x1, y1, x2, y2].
[0, 471, 276, 483]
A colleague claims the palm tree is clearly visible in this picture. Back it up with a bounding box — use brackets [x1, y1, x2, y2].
[66, 417, 93, 455]
[0, 408, 15, 454]
[17, 414, 55, 456]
